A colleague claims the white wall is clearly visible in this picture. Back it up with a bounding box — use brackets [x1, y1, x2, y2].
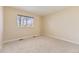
[43, 7, 79, 44]
[4, 6, 79, 45]
[0, 7, 3, 49]
[4, 7, 41, 43]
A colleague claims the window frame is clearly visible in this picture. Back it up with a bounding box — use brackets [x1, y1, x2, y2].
[17, 15, 34, 27]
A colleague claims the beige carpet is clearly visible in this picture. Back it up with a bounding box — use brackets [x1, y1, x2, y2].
[1, 36, 79, 53]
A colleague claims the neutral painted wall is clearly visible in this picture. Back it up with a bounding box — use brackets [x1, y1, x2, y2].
[43, 7, 79, 44]
[0, 7, 3, 49]
[3, 7, 41, 43]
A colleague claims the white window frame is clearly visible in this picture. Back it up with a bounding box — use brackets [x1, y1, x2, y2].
[17, 15, 33, 27]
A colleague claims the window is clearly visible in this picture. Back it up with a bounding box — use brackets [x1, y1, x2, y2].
[17, 15, 33, 27]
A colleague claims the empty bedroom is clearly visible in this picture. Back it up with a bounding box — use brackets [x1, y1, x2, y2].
[0, 6, 79, 53]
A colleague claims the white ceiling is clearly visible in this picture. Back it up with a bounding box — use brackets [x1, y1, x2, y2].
[13, 6, 67, 16]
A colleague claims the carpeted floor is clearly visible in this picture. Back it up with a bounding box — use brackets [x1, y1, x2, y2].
[1, 36, 79, 53]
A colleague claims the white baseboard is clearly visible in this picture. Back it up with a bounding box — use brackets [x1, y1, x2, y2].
[45, 34, 79, 45]
[3, 33, 79, 45]
[3, 34, 40, 44]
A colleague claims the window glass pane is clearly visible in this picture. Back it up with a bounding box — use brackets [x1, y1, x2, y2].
[17, 16, 21, 27]
[27, 17, 33, 27]
[23, 17, 27, 26]
[21, 16, 25, 26]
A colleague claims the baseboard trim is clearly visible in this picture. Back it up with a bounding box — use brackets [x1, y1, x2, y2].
[3, 34, 40, 44]
[3, 34, 79, 45]
[45, 34, 79, 45]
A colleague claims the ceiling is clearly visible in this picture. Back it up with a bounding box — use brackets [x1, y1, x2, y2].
[13, 6, 67, 16]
